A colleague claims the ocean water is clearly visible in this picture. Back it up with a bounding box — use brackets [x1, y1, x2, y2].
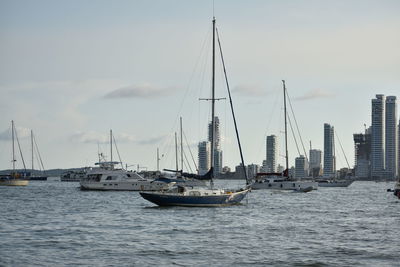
[0, 180, 399, 267]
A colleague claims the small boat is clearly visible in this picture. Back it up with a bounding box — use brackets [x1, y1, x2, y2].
[0, 174, 29, 186]
[140, 17, 250, 207]
[394, 181, 400, 199]
[60, 169, 88, 182]
[250, 81, 318, 192]
[0, 121, 29, 186]
[252, 172, 318, 191]
[293, 186, 314, 193]
[317, 179, 354, 187]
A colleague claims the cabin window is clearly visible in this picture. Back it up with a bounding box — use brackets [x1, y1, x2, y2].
[268, 184, 272, 187]
[280, 184, 283, 188]
[127, 174, 131, 177]
[103, 184, 107, 186]
[293, 183, 296, 187]
[106, 176, 112, 180]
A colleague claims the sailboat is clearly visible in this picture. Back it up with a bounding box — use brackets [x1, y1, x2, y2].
[252, 81, 318, 191]
[29, 130, 48, 180]
[0, 121, 29, 186]
[152, 117, 207, 187]
[139, 17, 250, 206]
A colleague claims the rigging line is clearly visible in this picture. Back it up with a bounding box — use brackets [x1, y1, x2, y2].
[14, 124, 27, 171]
[170, 27, 212, 141]
[216, 27, 248, 184]
[182, 149, 194, 173]
[286, 87, 308, 162]
[287, 113, 302, 157]
[183, 130, 198, 172]
[334, 129, 351, 169]
[33, 134, 45, 172]
[112, 135, 124, 170]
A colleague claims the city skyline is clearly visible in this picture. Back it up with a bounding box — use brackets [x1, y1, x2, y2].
[1, 1, 399, 171]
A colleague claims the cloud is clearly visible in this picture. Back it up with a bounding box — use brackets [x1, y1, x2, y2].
[69, 131, 165, 145]
[0, 126, 31, 141]
[69, 131, 110, 144]
[104, 84, 177, 99]
[136, 135, 166, 145]
[293, 89, 334, 101]
[232, 85, 270, 97]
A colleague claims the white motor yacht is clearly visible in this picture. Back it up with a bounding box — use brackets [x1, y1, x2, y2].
[251, 173, 318, 191]
[80, 161, 169, 191]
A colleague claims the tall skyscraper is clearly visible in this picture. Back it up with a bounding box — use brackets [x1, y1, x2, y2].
[295, 155, 307, 178]
[208, 116, 221, 150]
[266, 135, 277, 172]
[309, 149, 322, 177]
[207, 116, 222, 175]
[198, 141, 210, 175]
[371, 94, 386, 178]
[323, 123, 335, 177]
[385, 96, 398, 178]
[353, 128, 371, 178]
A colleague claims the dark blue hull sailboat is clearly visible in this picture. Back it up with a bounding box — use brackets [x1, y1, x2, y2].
[140, 187, 249, 207]
[139, 17, 250, 207]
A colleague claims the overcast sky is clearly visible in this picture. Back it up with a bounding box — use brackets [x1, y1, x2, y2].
[1, 0, 399, 172]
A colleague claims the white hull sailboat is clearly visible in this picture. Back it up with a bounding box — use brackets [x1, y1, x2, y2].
[0, 121, 29, 187]
[251, 81, 318, 192]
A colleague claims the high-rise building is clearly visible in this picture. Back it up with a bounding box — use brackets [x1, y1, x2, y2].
[398, 121, 400, 178]
[198, 141, 210, 175]
[323, 123, 335, 177]
[208, 116, 222, 174]
[371, 94, 386, 178]
[247, 164, 260, 179]
[208, 116, 221, 150]
[309, 149, 322, 177]
[353, 128, 371, 178]
[295, 155, 307, 178]
[385, 96, 398, 178]
[266, 135, 277, 172]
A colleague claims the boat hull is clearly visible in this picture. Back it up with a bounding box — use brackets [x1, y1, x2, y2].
[252, 180, 318, 191]
[29, 176, 48, 181]
[318, 180, 354, 187]
[80, 180, 167, 191]
[140, 189, 249, 207]
[0, 179, 29, 186]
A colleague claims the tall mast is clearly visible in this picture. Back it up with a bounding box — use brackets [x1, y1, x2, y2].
[12, 120, 15, 172]
[157, 147, 160, 171]
[110, 129, 113, 162]
[31, 130, 34, 171]
[175, 132, 178, 172]
[210, 17, 216, 179]
[180, 117, 183, 172]
[282, 80, 289, 176]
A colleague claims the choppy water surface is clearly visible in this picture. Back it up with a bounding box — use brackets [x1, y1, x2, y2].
[1, 180, 399, 266]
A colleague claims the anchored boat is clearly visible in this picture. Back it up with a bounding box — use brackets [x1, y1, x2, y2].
[140, 17, 250, 206]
